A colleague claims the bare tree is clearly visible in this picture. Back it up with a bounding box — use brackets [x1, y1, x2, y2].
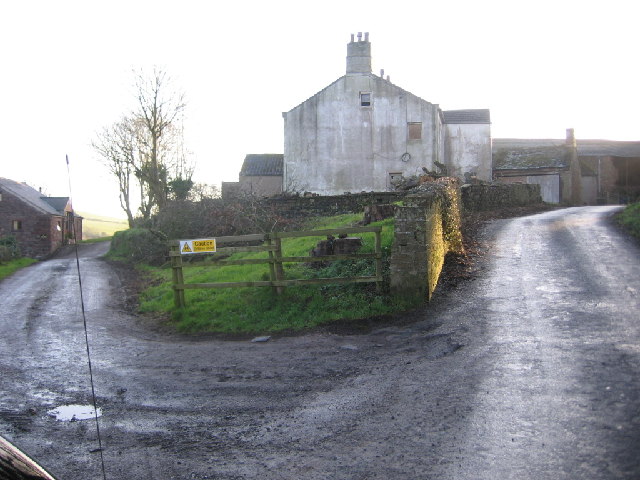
[94, 68, 193, 224]
[93, 118, 137, 227]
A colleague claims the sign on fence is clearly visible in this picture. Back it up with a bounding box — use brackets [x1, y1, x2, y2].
[179, 238, 217, 255]
[170, 227, 383, 307]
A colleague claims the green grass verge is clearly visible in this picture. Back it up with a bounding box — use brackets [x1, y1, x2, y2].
[77, 211, 128, 240]
[139, 214, 418, 334]
[81, 237, 113, 244]
[616, 202, 640, 239]
[0, 258, 37, 281]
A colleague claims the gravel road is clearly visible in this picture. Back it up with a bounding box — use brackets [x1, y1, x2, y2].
[1, 206, 639, 479]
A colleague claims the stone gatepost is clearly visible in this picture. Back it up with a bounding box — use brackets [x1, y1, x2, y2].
[390, 193, 449, 301]
[390, 205, 428, 299]
[390, 203, 447, 301]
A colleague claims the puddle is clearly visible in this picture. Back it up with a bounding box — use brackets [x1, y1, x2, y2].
[48, 404, 102, 421]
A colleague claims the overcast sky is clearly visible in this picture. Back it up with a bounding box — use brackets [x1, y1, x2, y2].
[1, 0, 637, 218]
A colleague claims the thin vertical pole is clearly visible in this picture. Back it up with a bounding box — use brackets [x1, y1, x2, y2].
[375, 228, 382, 293]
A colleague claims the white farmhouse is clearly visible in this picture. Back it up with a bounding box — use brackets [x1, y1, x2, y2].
[282, 33, 491, 195]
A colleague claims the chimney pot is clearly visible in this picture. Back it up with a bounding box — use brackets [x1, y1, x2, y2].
[365, 32, 369, 42]
[350, 33, 354, 42]
[346, 32, 372, 74]
[566, 128, 576, 146]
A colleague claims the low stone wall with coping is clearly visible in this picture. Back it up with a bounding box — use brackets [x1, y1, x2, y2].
[390, 181, 463, 301]
[461, 183, 542, 212]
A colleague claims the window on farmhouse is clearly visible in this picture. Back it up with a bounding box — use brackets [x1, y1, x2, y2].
[360, 92, 371, 107]
[408, 122, 422, 140]
[12, 220, 22, 231]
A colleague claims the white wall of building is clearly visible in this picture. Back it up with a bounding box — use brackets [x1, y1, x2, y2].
[445, 123, 492, 182]
[284, 74, 443, 194]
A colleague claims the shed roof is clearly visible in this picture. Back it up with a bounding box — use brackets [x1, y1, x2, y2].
[240, 154, 284, 176]
[493, 145, 568, 171]
[493, 138, 640, 158]
[443, 109, 491, 124]
[577, 140, 640, 157]
[0, 178, 69, 215]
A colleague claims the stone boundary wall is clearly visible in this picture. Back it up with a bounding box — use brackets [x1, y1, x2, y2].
[253, 182, 541, 302]
[461, 183, 542, 212]
[390, 187, 463, 301]
[264, 192, 403, 218]
[264, 183, 541, 220]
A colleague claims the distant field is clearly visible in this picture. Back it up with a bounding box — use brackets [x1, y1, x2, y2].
[77, 211, 129, 240]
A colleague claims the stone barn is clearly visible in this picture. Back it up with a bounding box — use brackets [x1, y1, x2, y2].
[0, 178, 82, 258]
[493, 131, 640, 204]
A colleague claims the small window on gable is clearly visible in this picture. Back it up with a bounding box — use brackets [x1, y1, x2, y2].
[360, 92, 371, 107]
[408, 122, 422, 140]
[12, 220, 22, 231]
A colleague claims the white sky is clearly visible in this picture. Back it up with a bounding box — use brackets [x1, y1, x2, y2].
[1, 0, 638, 218]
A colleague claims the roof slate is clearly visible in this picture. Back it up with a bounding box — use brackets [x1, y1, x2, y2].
[443, 109, 491, 124]
[493, 138, 640, 158]
[240, 154, 284, 176]
[577, 140, 640, 157]
[493, 146, 568, 170]
[493, 138, 640, 171]
[0, 178, 68, 215]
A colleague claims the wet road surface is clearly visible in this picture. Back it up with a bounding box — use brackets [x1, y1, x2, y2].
[0, 206, 639, 479]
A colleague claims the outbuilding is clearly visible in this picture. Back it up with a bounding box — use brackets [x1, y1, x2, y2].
[0, 178, 82, 258]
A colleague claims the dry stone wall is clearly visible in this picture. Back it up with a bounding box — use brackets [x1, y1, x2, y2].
[264, 192, 403, 218]
[461, 183, 542, 212]
[390, 183, 463, 301]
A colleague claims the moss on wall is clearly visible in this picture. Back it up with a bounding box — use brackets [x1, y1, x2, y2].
[390, 179, 463, 301]
[426, 208, 446, 300]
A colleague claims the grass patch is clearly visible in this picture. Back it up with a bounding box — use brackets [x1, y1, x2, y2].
[616, 202, 640, 240]
[138, 214, 418, 334]
[0, 257, 37, 281]
[81, 237, 113, 244]
[77, 211, 128, 240]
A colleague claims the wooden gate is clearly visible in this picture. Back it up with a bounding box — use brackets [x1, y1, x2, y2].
[169, 226, 383, 308]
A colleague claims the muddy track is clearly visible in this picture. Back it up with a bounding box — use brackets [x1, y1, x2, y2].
[1, 206, 639, 479]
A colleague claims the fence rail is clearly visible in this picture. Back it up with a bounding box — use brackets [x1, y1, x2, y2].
[169, 226, 383, 308]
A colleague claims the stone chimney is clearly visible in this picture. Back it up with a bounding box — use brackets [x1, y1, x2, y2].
[566, 128, 582, 205]
[346, 32, 371, 75]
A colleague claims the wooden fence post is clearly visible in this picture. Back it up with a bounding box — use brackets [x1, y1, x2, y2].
[274, 236, 284, 295]
[265, 234, 278, 295]
[170, 244, 186, 308]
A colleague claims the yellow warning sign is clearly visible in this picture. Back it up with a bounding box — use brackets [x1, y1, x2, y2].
[179, 238, 217, 255]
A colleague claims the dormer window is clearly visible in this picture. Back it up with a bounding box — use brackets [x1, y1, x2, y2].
[360, 92, 371, 107]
